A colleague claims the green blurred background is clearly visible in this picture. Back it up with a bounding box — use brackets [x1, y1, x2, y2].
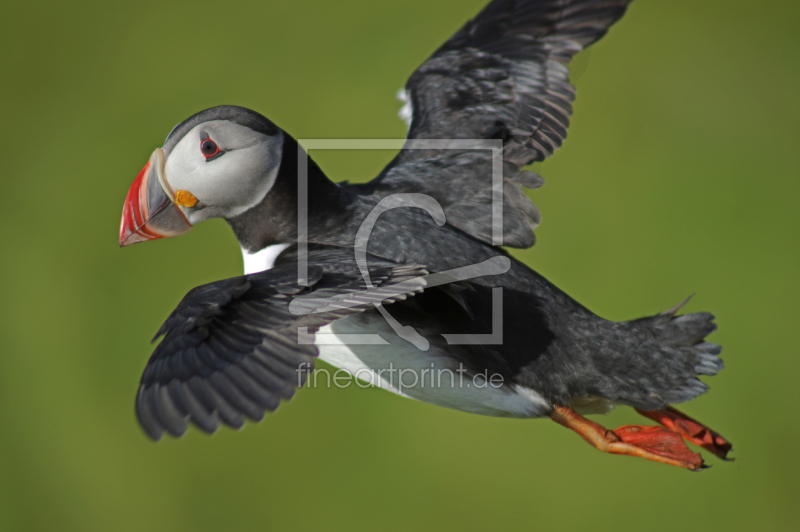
[1, 0, 798, 530]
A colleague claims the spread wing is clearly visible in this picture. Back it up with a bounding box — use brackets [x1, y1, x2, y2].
[368, 0, 632, 248]
[136, 245, 427, 440]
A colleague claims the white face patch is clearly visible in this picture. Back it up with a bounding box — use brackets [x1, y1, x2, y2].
[164, 121, 284, 223]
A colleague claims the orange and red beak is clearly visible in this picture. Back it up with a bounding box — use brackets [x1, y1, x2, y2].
[119, 148, 193, 246]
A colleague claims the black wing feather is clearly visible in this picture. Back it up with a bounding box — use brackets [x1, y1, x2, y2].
[136, 246, 427, 441]
[369, 0, 632, 248]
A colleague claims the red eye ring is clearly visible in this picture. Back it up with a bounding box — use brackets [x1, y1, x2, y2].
[200, 137, 221, 159]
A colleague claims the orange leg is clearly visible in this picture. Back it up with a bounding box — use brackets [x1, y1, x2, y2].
[636, 406, 733, 460]
[550, 405, 706, 470]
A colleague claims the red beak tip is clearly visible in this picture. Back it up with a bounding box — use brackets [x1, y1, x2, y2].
[119, 149, 192, 248]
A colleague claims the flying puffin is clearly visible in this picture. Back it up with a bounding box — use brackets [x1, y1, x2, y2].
[119, 0, 732, 470]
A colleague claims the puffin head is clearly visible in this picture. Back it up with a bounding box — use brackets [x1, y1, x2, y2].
[119, 105, 284, 246]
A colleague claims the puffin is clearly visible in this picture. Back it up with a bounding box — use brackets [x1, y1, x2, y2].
[119, 0, 732, 470]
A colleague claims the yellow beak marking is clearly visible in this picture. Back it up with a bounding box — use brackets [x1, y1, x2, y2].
[175, 190, 198, 208]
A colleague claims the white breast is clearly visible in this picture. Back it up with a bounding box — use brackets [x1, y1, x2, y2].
[312, 312, 551, 418]
[241, 243, 291, 274]
[396, 88, 413, 130]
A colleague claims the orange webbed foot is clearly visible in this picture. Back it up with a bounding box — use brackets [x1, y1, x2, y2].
[550, 405, 706, 470]
[636, 406, 733, 460]
[608, 424, 705, 470]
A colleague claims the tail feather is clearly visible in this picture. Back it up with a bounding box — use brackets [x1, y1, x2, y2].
[657, 312, 717, 347]
[598, 299, 724, 411]
[693, 342, 724, 376]
[652, 306, 723, 405]
[653, 308, 724, 379]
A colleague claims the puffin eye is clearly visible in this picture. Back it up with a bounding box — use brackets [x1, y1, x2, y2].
[200, 138, 222, 160]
